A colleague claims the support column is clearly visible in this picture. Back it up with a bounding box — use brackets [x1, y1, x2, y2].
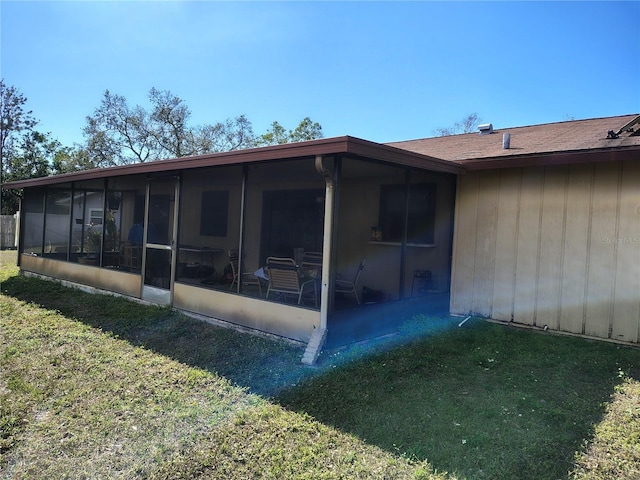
[302, 155, 335, 365]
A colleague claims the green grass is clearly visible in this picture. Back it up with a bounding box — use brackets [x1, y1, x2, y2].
[279, 320, 640, 479]
[0, 251, 437, 479]
[1, 249, 640, 479]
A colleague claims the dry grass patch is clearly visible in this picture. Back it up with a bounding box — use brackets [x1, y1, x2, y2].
[1, 294, 253, 478]
[571, 377, 640, 479]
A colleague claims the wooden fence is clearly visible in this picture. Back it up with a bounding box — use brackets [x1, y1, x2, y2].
[1, 214, 18, 249]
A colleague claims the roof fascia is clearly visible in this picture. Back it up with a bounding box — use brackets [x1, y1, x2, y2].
[458, 146, 640, 171]
[2, 136, 463, 190]
[344, 137, 464, 174]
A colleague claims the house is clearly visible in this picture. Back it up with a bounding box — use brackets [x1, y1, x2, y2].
[390, 114, 640, 344]
[3, 114, 639, 362]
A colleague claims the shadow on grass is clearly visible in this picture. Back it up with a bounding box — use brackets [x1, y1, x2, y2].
[0, 273, 457, 398]
[277, 321, 640, 480]
[0, 274, 315, 397]
[3, 272, 640, 479]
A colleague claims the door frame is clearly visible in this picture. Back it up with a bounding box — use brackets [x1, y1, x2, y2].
[141, 175, 180, 305]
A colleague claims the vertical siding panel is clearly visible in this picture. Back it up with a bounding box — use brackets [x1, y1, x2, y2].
[471, 172, 499, 316]
[536, 166, 567, 330]
[450, 173, 480, 314]
[585, 162, 620, 338]
[513, 167, 543, 325]
[492, 169, 521, 321]
[612, 159, 640, 343]
[559, 165, 593, 334]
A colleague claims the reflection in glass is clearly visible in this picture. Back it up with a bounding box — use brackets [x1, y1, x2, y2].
[107, 175, 146, 273]
[70, 189, 105, 265]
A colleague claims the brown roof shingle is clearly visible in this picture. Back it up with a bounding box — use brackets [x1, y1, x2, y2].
[388, 114, 640, 168]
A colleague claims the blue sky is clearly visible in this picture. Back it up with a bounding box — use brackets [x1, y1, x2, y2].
[1, 1, 639, 149]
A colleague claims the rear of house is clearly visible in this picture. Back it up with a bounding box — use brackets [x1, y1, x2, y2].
[4, 114, 640, 359]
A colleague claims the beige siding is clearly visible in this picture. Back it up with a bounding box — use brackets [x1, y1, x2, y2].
[611, 159, 640, 342]
[491, 170, 520, 321]
[536, 166, 567, 330]
[450, 172, 479, 312]
[451, 159, 640, 344]
[471, 174, 499, 315]
[513, 167, 543, 325]
[584, 162, 619, 338]
[559, 164, 592, 334]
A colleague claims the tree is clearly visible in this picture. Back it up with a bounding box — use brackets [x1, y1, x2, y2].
[51, 147, 97, 175]
[191, 115, 256, 153]
[2, 130, 63, 214]
[83, 88, 263, 164]
[289, 117, 323, 143]
[434, 112, 481, 136]
[0, 80, 37, 168]
[256, 117, 323, 146]
[147, 87, 192, 158]
[1, 80, 39, 214]
[83, 90, 156, 166]
[258, 121, 289, 146]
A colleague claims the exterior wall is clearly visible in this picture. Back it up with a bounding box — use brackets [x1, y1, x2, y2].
[179, 167, 244, 277]
[450, 159, 640, 343]
[337, 168, 456, 300]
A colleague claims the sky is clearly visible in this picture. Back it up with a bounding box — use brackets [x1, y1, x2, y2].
[1, 1, 639, 150]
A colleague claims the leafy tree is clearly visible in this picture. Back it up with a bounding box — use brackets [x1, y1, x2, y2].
[257, 117, 323, 146]
[1, 80, 40, 214]
[84, 90, 156, 166]
[147, 87, 192, 158]
[84, 88, 263, 164]
[2, 130, 63, 213]
[191, 115, 255, 153]
[434, 112, 481, 136]
[0, 80, 37, 168]
[51, 147, 97, 175]
[84, 87, 325, 163]
[289, 117, 323, 143]
[258, 121, 289, 145]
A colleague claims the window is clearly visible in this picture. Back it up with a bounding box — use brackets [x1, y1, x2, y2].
[200, 190, 229, 237]
[378, 183, 436, 244]
[89, 209, 103, 226]
[260, 189, 325, 261]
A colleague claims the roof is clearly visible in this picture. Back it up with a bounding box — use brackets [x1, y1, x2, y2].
[3, 115, 639, 190]
[388, 114, 640, 170]
[2, 135, 462, 189]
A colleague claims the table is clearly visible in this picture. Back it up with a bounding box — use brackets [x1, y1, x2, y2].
[178, 246, 223, 278]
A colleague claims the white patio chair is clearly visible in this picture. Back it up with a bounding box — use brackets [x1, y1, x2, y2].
[335, 258, 366, 304]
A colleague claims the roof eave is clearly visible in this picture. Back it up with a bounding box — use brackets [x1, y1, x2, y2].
[457, 145, 640, 170]
[1, 135, 463, 190]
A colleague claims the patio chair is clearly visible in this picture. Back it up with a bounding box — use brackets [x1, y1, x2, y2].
[301, 251, 323, 264]
[300, 251, 323, 277]
[228, 250, 262, 296]
[265, 256, 317, 306]
[335, 258, 366, 304]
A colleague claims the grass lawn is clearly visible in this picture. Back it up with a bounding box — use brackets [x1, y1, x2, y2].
[1, 250, 640, 479]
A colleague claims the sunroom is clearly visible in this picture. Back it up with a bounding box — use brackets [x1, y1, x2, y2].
[5, 137, 462, 361]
